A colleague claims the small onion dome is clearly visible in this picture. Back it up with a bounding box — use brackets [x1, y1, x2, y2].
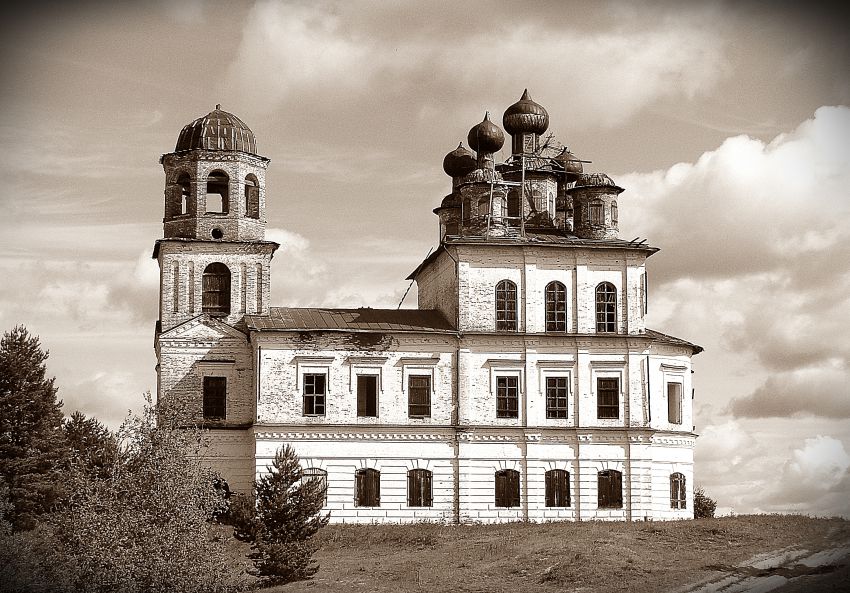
[175, 104, 257, 154]
[569, 172, 624, 193]
[503, 89, 549, 135]
[467, 112, 505, 154]
[556, 148, 584, 177]
[443, 142, 477, 177]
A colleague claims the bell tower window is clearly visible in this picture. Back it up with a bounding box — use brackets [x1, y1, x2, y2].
[202, 262, 231, 316]
[245, 174, 260, 219]
[206, 170, 229, 214]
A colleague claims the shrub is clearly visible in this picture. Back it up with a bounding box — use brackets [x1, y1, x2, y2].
[694, 486, 717, 519]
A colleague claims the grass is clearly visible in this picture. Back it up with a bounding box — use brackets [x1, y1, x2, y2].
[255, 515, 850, 593]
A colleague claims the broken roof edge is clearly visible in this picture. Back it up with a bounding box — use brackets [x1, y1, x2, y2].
[645, 328, 704, 355]
[152, 238, 280, 259]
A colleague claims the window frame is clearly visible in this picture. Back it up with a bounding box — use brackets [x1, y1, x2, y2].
[545, 281, 567, 332]
[407, 374, 431, 418]
[597, 469, 623, 509]
[667, 381, 683, 425]
[202, 376, 227, 420]
[596, 376, 620, 419]
[354, 468, 380, 507]
[356, 374, 379, 418]
[407, 468, 433, 507]
[302, 372, 326, 416]
[545, 469, 571, 507]
[496, 375, 519, 419]
[301, 467, 328, 506]
[545, 375, 570, 419]
[202, 262, 231, 316]
[495, 280, 518, 332]
[670, 472, 686, 509]
[595, 282, 617, 333]
[494, 469, 520, 508]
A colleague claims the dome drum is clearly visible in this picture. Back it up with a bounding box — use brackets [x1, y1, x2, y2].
[568, 174, 623, 240]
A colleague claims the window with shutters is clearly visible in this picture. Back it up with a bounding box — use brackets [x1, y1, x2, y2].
[495, 280, 518, 331]
[301, 468, 328, 506]
[202, 376, 226, 420]
[670, 473, 686, 509]
[303, 373, 326, 416]
[595, 282, 617, 333]
[408, 375, 431, 417]
[357, 375, 378, 417]
[667, 382, 683, 424]
[355, 468, 380, 507]
[202, 262, 231, 316]
[545, 469, 571, 507]
[495, 469, 520, 508]
[545, 281, 567, 332]
[407, 469, 433, 507]
[496, 375, 519, 418]
[598, 470, 623, 509]
[546, 376, 569, 419]
[597, 377, 620, 419]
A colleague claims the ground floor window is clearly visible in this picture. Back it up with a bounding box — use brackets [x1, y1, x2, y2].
[495, 469, 520, 507]
[545, 469, 570, 507]
[407, 469, 433, 507]
[670, 472, 686, 509]
[355, 468, 380, 507]
[301, 467, 328, 505]
[598, 469, 623, 509]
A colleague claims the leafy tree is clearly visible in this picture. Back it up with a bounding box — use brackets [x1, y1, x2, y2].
[63, 410, 118, 481]
[0, 325, 67, 530]
[238, 445, 329, 585]
[694, 485, 717, 519]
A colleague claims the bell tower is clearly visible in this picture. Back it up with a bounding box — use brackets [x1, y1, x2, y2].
[154, 106, 278, 332]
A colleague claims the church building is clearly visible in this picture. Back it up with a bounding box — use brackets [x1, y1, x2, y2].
[154, 92, 702, 523]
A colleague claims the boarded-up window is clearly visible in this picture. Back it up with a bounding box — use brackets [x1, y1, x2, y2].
[301, 468, 328, 506]
[357, 375, 378, 417]
[245, 174, 260, 219]
[407, 469, 432, 507]
[496, 376, 519, 418]
[546, 376, 569, 419]
[670, 473, 686, 509]
[667, 382, 683, 424]
[203, 376, 226, 420]
[611, 200, 618, 225]
[495, 280, 517, 331]
[355, 468, 380, 507]
[303, 373, 326, 416]
[545, 281, 567, 332]
[408, 375, 431, 417]
[597, 377, 619, 419]
[202, 262, 231, 316]
[595, 282, 617, 333]
[495, 469, 520, 508]
[598, 470, 623, 509]
[545, 469, 571, 507]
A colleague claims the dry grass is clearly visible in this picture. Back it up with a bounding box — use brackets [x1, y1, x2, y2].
[257, 515, 850, 593]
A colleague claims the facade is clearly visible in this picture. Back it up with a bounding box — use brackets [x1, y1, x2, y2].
[154, 93, 702, 523]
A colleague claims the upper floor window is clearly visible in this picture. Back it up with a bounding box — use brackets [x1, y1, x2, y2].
[357, 375, 378, 417]
[545, 376, 569, 419]
[611, 200, 618, 226]
[595, 282, 617, 333]
[670, 473, 686, 509]
[667, 382, 683, 424]
[407, 469, 433, 507]
[496, 375, 519, 419]
[597, 377, 619, 419]
[598, 469, 623, 509]
[202, 263, 231, 316]
[408, 375, 431, 418]
[495, 280, 517, 331]
[545, 281, 567, 332]
[202, 376, 226, 420]
[589, 201, 603, 224]
[355, 468, 380, 507]
[545, 469, 570, 507]
[205, 170, 229, 214]
[495, 469, 520, 508]
[245, 174, 260, 219]
[301, 468, 328, 506]
[506, 191, 520, 223]
[303, 373, 326, 416]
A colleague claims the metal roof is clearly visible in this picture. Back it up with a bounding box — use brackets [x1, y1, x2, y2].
[645, 329, 704, 355]
[245, 307, 455, 333]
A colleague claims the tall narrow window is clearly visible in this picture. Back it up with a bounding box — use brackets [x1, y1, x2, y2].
[205, 170, 229, 214]
[496, 376, 519, 418]
[357, 375, 378, 417]
[407, 469, 433, 507]
[667, 382, 683, 424]
[495, 469, 520, 508]
[611, 200, 618, 226]
[546, 376, 569, 419]
[245, 174, 260, 218]
[202, 263, 230, 316]
[545, 469, 571, 507]
[495, 280, 517, 331]
[595, 282, 617, 333]
[408, 375, 431, 417]
[589, 201, 603, 224]
[301, 468, 328, 506]
[203, 376, 226, 420]
[303, 373, 326, 416]
[598, 470, 623, 509]
[177, 172, 191, 216]
[355, 468, 380, 507]
[670, 473, 686, 509]
[507, 191, 520, 223]
[597, 377, 619, 419]
[545, 281, 567, 332]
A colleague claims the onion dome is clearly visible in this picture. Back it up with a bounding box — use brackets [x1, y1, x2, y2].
[503, 89, 549, 135]
[556, 148, 584, 178]
[570, 172, 624, 192]
[175, 105, 257, 154]
[442, 143, 477, 177]
[467, 112, 505, 154]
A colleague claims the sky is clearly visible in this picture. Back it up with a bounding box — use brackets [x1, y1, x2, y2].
[1, 0, 848, 517]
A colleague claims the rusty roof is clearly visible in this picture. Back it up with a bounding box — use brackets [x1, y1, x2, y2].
[245, 307, 455, 333]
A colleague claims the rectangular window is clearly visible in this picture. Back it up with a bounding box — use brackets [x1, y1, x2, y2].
[303, 373, 326, 416]
[407, 469, 433, 507]
[546, 376, 569, 419]
[667, 382, 683, 424]
[355, 469, 380, 507]
[495, 470, 520, 507]
[597, 377, 619, 419]
[202, 376, 226, 420]
[496, 376, 519, 418]
[545, 470, 571, 507]
[357, 375, 378, 417]
[598, 470, 623, 509]
[408, 375, 431, 418]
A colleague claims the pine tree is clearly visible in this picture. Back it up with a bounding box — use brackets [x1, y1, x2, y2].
[63, 410, 118, 481]
[0, 325, 67, 530]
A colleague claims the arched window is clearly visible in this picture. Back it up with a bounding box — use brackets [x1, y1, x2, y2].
[301, 468, 328, 506]
[545, 281, 567, 332]
[355, 468, 380, 507]
[495, 469, 520, 508]
[245, 174, 260, 219]
[495, 280, 517, 331]
[611, 200, 618, 226]
[202, 263, 231, 316]
[670, 473, 686, 509]
[545, 469, 570, 507]
[595, 282, 617, 333]
[407, 469, 433, 507]
[597, 469, 622, 509]
[206, 170, 229, 214]
[166, 172, 192, 218]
